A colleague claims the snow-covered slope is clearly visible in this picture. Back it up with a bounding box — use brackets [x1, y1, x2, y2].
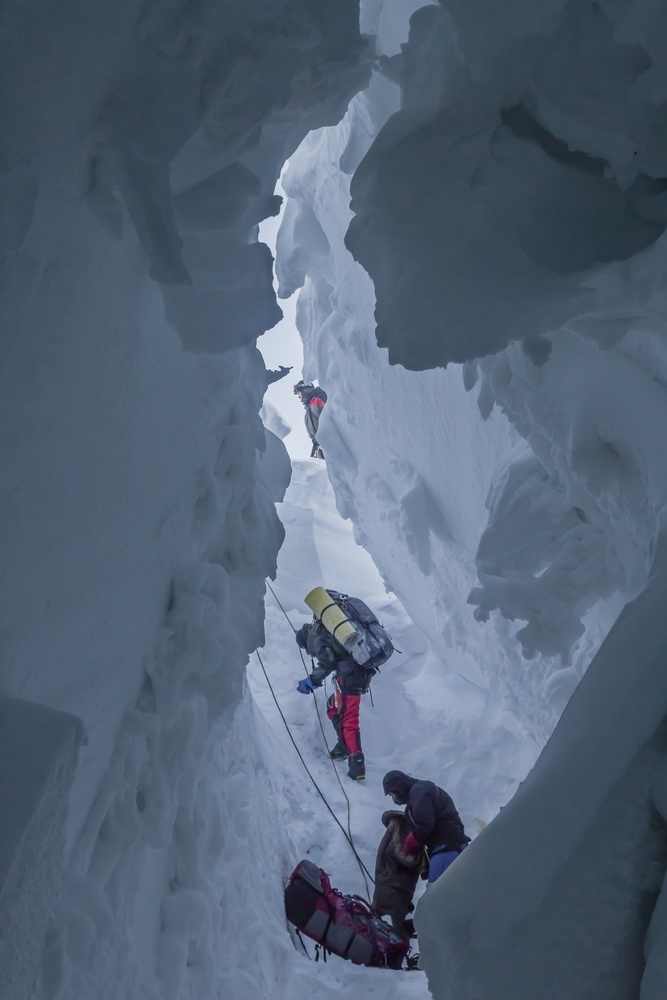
[250, 459, 532, 986]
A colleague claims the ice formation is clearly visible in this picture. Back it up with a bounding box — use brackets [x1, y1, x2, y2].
[1, 1, 373, 996]
[277, 2, 667, 998]
[4, 0, 667, 999]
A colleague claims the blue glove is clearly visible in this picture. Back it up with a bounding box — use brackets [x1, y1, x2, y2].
[297, 676, 315, 695]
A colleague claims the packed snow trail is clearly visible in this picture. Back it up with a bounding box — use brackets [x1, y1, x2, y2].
[248, 459, 535, 993]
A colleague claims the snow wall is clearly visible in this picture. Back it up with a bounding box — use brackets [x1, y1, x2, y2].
[276, 2, 667, 999]
[5, 0, 667, 998]
[0, 1, 371, 996]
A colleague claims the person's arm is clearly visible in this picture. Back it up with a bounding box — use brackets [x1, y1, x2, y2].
[308, 397, 325, 436]
[402, 830, 423, 855]
[296, 624, 335, 690]
[407, 787, 436, 844]
[297, 627, 337, 686]
[309, 640, 338, 686]
[394, 832, 423, 866]
[304, 406, 317, 443]
[295, 624, 310, 649]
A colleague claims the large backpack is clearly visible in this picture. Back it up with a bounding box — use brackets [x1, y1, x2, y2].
[284, 859, 410, 969]
[325, 590, 394, 670]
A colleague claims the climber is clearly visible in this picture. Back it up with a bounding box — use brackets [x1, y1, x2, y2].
[293, 380, 327, 458]
[371, 809, 424, 940]
[295, 588, 394, 782]
[382, 770, 470, 883]
[295, 617, 367, 780]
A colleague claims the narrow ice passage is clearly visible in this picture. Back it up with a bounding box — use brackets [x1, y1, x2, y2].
[6, 0, 667, 997]
[248, 459, 532, 993]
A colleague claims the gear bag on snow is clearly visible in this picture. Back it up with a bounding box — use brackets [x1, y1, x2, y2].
[284, 859, 410, 969]
[304, 587, 395, 670]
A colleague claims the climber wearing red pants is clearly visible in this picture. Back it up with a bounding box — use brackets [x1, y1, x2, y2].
[294, 618, 368, 781]
[326, 686, 361, 757]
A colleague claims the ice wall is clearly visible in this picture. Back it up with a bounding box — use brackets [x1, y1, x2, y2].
[278, 1, 667, 996]
[347, 0, 667, 369]
[276, 6, 617, 750]
[0, 1, 371, 996]
[0, 700, 85, 999]
[418, 531, 667, 1000]
[343, 0, 667, 673]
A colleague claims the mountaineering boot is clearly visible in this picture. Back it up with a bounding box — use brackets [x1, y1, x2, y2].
[347, 752, 365, 781]
[329, 741, 349, 760]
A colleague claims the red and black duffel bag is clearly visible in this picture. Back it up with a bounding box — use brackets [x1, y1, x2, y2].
[284, 859, 410, 969]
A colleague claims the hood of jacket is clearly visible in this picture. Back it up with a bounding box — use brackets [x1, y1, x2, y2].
[382, 770, 416, 805]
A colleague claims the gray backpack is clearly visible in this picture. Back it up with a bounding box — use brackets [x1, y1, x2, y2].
[325, 590, 394, 670]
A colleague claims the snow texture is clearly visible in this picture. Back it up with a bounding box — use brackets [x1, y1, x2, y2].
[418, 529, 667, 1000]
[346, 0, 667, 369]
[276, 1, 667, 997]
[276, 47, 620, 753]
[0, 701, 85, 999]
[251, 459, 532, 991]
[0, 1, 373, 997]
[5, 0, 667, 998]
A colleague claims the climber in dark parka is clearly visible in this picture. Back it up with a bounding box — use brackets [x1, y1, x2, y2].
[382, 770, 470, 884]
[372, 810, 424, 940]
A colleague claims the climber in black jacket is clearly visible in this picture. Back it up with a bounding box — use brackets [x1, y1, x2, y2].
[382, 770, 470, 883]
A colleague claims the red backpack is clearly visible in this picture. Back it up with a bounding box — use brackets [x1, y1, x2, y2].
[284, 859, 410, 969]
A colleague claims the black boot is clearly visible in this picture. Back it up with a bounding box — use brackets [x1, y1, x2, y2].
[329, 741, 349, 760]
[347, 752, 365, 781]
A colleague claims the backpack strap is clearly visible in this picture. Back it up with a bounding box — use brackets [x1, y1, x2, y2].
[318, 600, 339, 618]
[320, 912, 333, 953]
[341, 935, 356, 960]
[315, 911, 333, 963]
[331, 620, 351, 640]
[295, 929, 311, 959]
[318, 598, 354, 642]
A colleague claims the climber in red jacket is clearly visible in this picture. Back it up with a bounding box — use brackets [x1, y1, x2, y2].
[294, 380, 327, 459]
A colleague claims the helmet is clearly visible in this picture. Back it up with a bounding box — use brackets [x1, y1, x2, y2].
[293, 380, 314, 396]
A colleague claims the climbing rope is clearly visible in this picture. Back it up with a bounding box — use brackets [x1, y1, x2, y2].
[295, 929, 311, 960]
[255, 649, 374, 894]
[266, 582, 360, 790]
[265, 578, 296, 633]
[303, 651, 373, 895]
